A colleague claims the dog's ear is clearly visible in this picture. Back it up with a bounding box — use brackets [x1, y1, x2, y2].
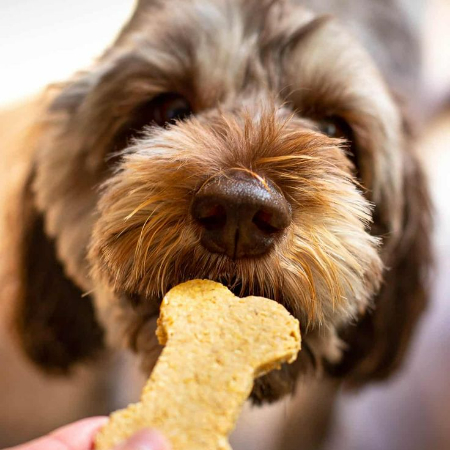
[13, 170, 105, 373]
[11, 54, 138, 373]
[12, 93, 107, 373]
[328, 117, 432, 386]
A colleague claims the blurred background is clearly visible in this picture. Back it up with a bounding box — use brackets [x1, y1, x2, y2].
[0, 1, 449, 449]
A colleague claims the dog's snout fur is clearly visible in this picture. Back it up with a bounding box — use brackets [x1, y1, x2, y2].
[191, 169, 291, 258]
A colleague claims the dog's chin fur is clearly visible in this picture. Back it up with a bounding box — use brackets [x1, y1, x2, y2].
[8, 0, 431, 404]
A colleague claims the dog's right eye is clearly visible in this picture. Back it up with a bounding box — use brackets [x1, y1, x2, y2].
[112, 93, 192, 153]
[150, 93, 192, 126]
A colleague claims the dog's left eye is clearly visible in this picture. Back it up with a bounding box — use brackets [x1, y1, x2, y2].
[318, 116, 353, 141]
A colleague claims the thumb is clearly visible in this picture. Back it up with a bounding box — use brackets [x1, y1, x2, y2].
[113, 429, 171, 450]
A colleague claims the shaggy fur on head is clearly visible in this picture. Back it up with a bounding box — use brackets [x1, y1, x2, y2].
[10, 0, 431, 402]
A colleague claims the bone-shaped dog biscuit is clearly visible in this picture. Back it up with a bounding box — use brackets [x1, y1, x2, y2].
[95, 279, 301, 450]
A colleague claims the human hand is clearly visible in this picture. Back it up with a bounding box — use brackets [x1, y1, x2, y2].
[5, 417, 171, 450]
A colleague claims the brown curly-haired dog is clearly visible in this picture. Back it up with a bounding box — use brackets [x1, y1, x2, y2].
[0, 0, 431, 445]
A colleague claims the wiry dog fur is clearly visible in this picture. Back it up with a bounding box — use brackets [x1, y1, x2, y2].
[4, 0, 431, 417]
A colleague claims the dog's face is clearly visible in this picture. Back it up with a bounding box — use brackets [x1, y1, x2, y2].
[19, 0, 430, 400]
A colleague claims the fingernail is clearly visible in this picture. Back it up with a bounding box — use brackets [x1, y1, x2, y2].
[119, 429, 170, 450]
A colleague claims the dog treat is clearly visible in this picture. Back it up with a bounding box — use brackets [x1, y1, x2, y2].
[95, 279, 301, 450]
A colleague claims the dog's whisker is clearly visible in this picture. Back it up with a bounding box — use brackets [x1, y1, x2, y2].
[125, 198, 153, 221]
[155, 225, 186, 292]
[136, 216, 172, 279]
[135, 207, 161, 252]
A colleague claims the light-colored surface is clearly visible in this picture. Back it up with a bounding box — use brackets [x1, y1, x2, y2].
[96, 280, 301, 450]
[422, 0, 450, 108]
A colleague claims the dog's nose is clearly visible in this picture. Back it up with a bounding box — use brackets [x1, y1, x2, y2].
[191, 170, 291, 258]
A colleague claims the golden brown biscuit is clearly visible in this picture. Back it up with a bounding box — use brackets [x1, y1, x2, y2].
[95, 279, 301, 450]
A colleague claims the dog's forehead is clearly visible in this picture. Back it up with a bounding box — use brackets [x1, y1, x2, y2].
[113, 0, 391, 111]
[128, 0, 311, 43]
[115, 0, 324, 100]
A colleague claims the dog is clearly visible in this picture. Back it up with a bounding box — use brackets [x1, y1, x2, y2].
[0, 0, 431, 447]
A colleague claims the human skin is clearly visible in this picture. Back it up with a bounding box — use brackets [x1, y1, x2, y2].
[5, 417, 170, 450]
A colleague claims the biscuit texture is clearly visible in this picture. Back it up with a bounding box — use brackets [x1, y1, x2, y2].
[95, 279, 301, 450]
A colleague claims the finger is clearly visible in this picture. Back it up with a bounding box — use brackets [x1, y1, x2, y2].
[7, 417, 108, 450]
[50, 417, 109, 449]
[113, 429, 171, 450]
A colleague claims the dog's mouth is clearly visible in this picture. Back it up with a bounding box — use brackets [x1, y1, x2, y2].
[154, 275, 293, 316]
[215, 277, 296, 317]
[215, 276, 268, 300]
[129, 275, 286, 309]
